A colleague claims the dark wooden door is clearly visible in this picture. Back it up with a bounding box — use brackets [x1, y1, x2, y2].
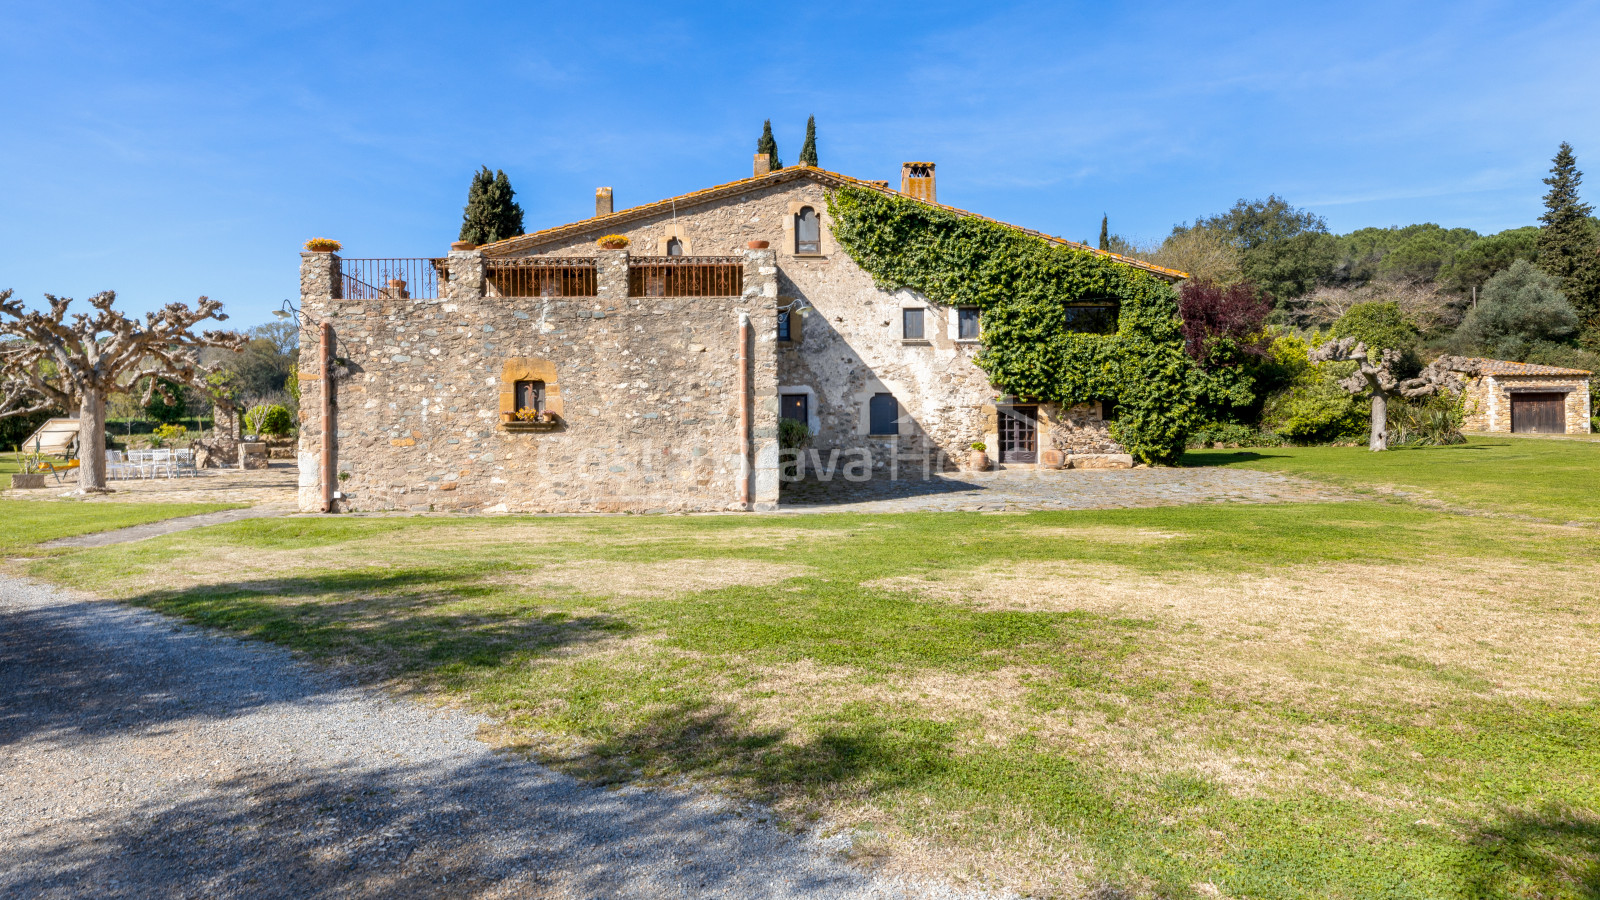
[1511, 392, 1566, 433]
[999, 406, 1038, 463]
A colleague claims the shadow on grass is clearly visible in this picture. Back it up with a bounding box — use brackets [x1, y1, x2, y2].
[1458, 805, 1600, 899]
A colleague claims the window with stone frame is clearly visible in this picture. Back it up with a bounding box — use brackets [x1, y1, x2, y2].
[868, 393, 899, 435]
[903, 307, 925, 340]
[957, 307, 980, 340]
[514, 380, 545, 414]
[796, 206, 821, 255]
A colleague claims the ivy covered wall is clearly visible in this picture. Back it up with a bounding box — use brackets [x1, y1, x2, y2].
[826, 185, 1197, 463]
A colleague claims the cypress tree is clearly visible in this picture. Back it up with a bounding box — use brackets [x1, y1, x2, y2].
[757, 120, 782, 171]
[1536, 142, 1594, 281]
[1098, 215, 1110, 251]
[798, 115, 818, 167]
[459, 166, 525, 244]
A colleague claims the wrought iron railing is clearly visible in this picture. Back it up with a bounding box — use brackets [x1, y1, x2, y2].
[486, 257, 599, 298]
[339, 258, 447, 300]
[627, 257, 743, 298]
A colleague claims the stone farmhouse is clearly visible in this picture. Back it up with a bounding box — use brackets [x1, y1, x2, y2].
[295, 156, 1185, 514]
[1459, 359, 1592, 435]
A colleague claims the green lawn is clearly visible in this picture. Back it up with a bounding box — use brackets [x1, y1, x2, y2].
[31, 493, 1600, 899]
[1185, 435, 1600, 523]
[0, 499, 240, 552]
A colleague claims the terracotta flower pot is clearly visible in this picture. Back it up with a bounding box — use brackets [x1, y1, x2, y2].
[747, 240, 770, 249]
[968, 450, 990, 471]
[600, 241, 627, 250]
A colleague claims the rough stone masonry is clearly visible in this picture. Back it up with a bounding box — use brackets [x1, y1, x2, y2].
[296, 249, 780, 513]
[296, 166, 1172, 514]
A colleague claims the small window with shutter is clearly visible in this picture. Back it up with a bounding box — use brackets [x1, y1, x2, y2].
[796, 206, 821, 255]
[903, 308, 925, 341]
[957, 307, 980, 340]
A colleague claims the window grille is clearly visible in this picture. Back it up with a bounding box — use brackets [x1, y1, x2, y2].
[1063, 303, 1119, 334]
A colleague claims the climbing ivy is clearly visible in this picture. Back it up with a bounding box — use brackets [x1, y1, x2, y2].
[826, 185, 1198, 463]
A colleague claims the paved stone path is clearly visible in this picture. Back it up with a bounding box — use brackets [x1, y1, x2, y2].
[4, 463, 299, 509]
[6, 460, 1353, 517]
[39, 507, 289, 549]
[779, 466, 1352, 513]
[0, 576, 997, 900]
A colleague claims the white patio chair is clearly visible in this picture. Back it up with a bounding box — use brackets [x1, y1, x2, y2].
[106, 450, 133, 480]
[149, 448, 173, 479]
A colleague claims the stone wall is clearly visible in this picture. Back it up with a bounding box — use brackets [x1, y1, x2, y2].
[295, 250, 780, 513]
[499, 177, 1123, 477]
[1462, 374, 1592, 434]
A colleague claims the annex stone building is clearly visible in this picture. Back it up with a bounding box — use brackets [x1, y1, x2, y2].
[296, 158, 1185, 514]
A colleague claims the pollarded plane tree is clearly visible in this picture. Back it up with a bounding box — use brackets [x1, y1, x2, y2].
[1311, 336, 1479, 451]
[0, 289, 245, 491]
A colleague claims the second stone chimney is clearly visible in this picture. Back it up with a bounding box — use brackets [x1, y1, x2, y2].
[900, 162, 936, 203]
[596, 187, 613, 217]
[753, 153, 771, 178]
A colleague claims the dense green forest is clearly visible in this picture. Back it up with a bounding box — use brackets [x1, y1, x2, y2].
[1114, 143, 1600, 445]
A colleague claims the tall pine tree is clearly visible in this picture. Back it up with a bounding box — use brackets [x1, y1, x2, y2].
[459, 166, 525, 244]
[1536, 142, 1600, 343]
[798, 116, 818, 167]
[1536, 142, 1594, 280]
[757, 120, 782, 171]
[1098, 215, 1109, 251]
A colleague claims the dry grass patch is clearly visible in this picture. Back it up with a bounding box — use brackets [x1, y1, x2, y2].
[872, 557, 1600, 705]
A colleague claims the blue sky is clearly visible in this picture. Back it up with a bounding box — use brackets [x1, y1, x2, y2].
[3, 0, 1599, 327]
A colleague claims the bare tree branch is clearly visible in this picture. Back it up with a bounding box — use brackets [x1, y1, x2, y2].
[0, 288, 246, 491]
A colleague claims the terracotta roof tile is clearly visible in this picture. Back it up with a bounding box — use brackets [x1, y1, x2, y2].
[1465, 357, 1592, 377]
[476, 166, 1190, 281]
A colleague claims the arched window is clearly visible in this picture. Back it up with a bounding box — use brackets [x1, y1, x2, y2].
[796, 207, 821, 255]
[666, 236, 683, 256]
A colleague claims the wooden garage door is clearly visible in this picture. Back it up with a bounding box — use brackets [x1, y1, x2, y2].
[1511, 392, 1566, 434]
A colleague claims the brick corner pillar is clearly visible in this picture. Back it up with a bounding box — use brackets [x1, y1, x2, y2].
[296, 250, 339, 512]
[743, 248, 780, 510]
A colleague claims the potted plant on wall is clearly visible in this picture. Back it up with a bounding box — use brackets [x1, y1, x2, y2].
[747, 240, 770, 249]
[969, 442, 990, 471]
[597, 235, 630, 250]
[304, 238, 342, 253]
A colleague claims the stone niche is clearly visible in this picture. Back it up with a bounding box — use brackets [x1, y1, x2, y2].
[497, 357, 565, 426]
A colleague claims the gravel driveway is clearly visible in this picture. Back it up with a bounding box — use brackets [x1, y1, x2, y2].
[0, 575, 999, 900]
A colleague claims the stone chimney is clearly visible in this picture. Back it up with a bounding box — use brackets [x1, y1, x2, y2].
[595, 187, 613, 217]
[900, 162, 936, 203]
[753, 153, 771, 178]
